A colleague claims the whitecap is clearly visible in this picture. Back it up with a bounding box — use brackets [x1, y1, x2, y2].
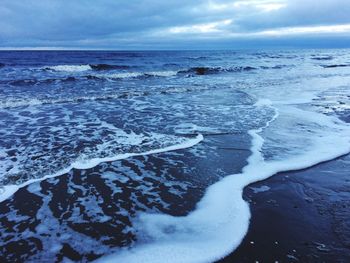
[45, 65, 92, 72]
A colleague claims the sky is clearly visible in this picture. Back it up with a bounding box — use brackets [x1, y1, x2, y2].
[1, 0, 350, 49]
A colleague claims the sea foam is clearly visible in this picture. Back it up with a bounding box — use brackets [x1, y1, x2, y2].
[96, 100, 350, 263]
[0, 134, 203, 203]
[45, 65, 92, 72]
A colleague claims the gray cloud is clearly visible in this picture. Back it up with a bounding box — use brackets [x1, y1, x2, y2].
[1, 0, 350, 48]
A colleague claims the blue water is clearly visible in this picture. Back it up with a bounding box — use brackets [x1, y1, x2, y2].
[0, 50, 278, 185]
[0, 50, 350, 262]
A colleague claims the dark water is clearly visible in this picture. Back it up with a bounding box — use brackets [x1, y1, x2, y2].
[0, 50, 350, 262]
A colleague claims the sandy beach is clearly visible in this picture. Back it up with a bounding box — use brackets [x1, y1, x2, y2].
[1, 49, 350, 262]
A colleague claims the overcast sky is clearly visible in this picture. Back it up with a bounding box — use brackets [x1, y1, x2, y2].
[1, 0, 350, 49]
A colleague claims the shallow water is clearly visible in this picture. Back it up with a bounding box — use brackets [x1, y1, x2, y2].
[0, 50, 350, 262]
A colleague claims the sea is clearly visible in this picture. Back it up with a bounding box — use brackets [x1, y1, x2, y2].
[0, 50, 350, 262]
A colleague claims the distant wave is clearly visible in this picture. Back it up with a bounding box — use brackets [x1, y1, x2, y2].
[8, 79, 40, 86]
[3, 76, 80, 86]
[43, 64, 257, 75]
[183, 56, 210, 60]
[89, 64, 131, 70]
[0, 85, 230, 109]
[44, 65, 92, 72]
[252, 53, 298, 59]
[2, 71, 179, 87]
[163, 63, 181, 67]
[178, 66, 257, 75]
[311, 56, 333, 61]
[97, 66, 258, 79]
[322, 64, 350, 68]
[44, 63, 131, 72]
[260, 65, 292, 70]
[3, 64, 295, 87]
[97, 71, 179, 79]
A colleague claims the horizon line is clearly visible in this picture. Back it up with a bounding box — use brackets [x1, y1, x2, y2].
[1, 46, 350, 51]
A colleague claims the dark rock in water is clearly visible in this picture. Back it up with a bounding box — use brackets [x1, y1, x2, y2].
[0, 63, 5, 68]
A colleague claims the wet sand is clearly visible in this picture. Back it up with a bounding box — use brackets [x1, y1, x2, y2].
[219, 153, 350, 263]
[0, 133, 251, 262]
[1, 113, 350, 262]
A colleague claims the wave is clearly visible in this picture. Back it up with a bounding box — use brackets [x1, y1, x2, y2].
[183, 56, 210, 60]
[311, 56, 333, 61]
[252, 53, 298, 59]
[98, 71, 178, 79]
[1, 71, 179, 87]
[178, 66, 256, 75]
[260, 65, 292, 70]
[3, 63, 290, 87]
[0, 96, 126, 108]
[8, 79, 40, 86]
[44, 63, 131, 72]
[45, 65, 258, 76]
[322, 64, 350, 68]
[44, 65, 92, 72]
[89, 64, 131, 70]
[163, 63, 181, 67]
[43, 64, 250, 76]
[96, 67, 257, 79]
[20, 64, 290, 81]
[3, 76, 81, 87]
[2, 64, 301, 88]
[0, 85, 231, 109]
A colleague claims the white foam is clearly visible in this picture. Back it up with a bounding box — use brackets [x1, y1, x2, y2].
[0, 98, 44, 108]
[0, 134, 203, 203]
[45, 65, 92, 72]
[250, 185, 270, 194]
[97, 71, 178, 79]
[104, 72, 144, 79]
[146, 71, 178, 77]
[96, 103, 350, 263]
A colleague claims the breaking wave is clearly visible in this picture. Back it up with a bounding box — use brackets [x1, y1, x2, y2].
[44, 64, 92, 72]
[0, 85, 230, 109]
[178, 66, 257, 75]
[89, 64, 131, 70]
[44, 64, 131, 72]
[322, 64, 350, 68]
[311, 56, 333, 61]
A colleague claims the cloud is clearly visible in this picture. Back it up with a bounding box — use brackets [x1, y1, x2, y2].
[167, 19, 232, 34]
[1, 0, 350, 48]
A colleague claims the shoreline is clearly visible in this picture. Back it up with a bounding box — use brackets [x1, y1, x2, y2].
[0, 134, 204, 203]
[2, 113, 350, 262]
[219, 153, 350, 262]
[0, 132, 251, 262]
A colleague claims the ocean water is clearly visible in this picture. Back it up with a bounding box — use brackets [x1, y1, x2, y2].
[0, 50, 350, 262]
